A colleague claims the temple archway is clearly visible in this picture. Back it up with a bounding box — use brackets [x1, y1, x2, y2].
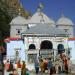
[40, 40, 53, 49]
[57, 44, 65, 53]
[29, 44, 36, 49]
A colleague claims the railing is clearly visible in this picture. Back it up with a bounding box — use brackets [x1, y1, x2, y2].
[39, 49, 55, 60]
[39, 49, 54, 54]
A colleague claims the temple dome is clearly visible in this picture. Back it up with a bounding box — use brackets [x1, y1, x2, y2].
[30, 12, 55, 24]
[10, 16, 29, 25]
[56, 16, 74, 26]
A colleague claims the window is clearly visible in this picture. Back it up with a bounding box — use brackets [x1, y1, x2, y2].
[16, 29, 22, 35]
[18, 30, 20, 34]
[57, 44, 65, 54]
[56, 25, 58, 28]
[29, 44, 36, 50]
[64, 29, 68, 32]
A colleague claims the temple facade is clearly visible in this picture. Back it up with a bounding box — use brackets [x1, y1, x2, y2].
[6, 8, 74, 70]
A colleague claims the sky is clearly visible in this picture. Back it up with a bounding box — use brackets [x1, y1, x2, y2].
[20, 0, 75, 23]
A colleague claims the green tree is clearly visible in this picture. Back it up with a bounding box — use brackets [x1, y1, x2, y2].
[0, 1, 11, 41]
[0, 0, 31, 41]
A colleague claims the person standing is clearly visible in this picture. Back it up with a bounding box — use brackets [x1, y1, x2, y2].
[39, 59, 44, 73]
[34, 59, 39, 74]
[63, 56, 68, 73]
[67, 58, 72, 73]
[4, 60, 10, 75]
[21, 61, 26, 75]
[17, 60, 21, 75]
[47, 58, 53, 75]
[55, 59, 59, 74]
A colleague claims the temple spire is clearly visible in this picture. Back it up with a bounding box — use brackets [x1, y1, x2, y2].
[37, 3, 44, 12]
[61, 11, 65, 18]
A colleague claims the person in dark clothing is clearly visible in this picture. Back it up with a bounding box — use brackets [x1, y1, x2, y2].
[34, 59, 39, 74]
[47, 58, 53, 75]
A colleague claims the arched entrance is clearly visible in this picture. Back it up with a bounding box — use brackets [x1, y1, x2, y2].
[28, 44, 37, 63]
[57, 44, 65, 54]
[40, 40, 53, 59]
[29, 44, 36, 49]
[40, 40, 53, 49]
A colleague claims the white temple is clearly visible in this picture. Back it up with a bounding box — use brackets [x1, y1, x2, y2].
[5, 8, 74, 70]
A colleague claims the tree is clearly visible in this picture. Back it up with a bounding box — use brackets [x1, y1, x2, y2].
[0, 0, 11, 52]
[0, 0, 31, 41]
[0, 1, 11, 41]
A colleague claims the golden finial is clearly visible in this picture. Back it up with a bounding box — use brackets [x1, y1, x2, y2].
[37, 3, 44, 12]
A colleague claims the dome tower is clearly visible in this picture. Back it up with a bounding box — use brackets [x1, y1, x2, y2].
[29, 3, 55, 27]
[10, 15, 29, 37]
[56, 13, 74, 37]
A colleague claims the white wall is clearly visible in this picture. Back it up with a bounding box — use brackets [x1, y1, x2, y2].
[10, 25, 27, 37]
[7, 40, 25, 61]
[68, 40, 75, 63]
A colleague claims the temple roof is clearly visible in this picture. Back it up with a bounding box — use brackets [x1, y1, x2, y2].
[56, 15, 74, 26]
[10, 16, 29, 25]
[30, 12, 55, 24]
[23, 24, 68, 37]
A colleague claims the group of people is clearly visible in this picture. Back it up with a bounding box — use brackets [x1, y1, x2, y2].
[3, 59, 29, 75]
[34, 58, 55, 75]
[3, 52, 72, 75]
[34, 53, 72, 75]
